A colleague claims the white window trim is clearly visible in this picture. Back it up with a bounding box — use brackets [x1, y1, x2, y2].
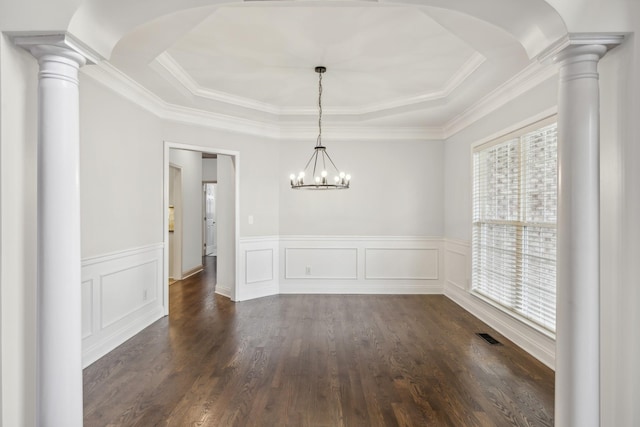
[470, 114, 558, 339]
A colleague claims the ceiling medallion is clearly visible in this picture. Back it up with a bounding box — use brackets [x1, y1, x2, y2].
[290, 66, 350, 190]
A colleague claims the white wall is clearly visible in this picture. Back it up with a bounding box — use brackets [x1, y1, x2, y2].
[279, 139, 444, 236]
[80, 72, 163, 258]
[0, 34, 38, 427]
[78, 75, 166, 368]
[169, 148, 203, 274]
[162, 122, 279, 237]
[444, 76, 558, 241]
[202, 158, 217, 182]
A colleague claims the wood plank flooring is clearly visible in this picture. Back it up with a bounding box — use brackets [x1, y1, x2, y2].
[83, 257, 554, 426]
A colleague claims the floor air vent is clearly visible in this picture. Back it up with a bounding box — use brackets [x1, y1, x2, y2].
[477, 333, 501, 345]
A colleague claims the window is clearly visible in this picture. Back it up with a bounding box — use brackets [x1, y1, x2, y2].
[472, 118, 557, 334]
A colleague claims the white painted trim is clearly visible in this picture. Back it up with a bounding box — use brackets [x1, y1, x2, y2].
[284, 247, 359, 280]
[80, 53, 569, 142]
[443, 238, 555, 369]
[180, 265, 204, 280]
[279, 236, 443, 294]
[245, 249, 274, 284]
[443, 61, 559, 138]
[81, 62, 442, 140]
[83, 306, 164, 368]
[155, 51, 485, 117]
[445, 284, 555, 369]
[82, 243, 164, 266]
[215, 286, 232, 299]
[154, 52, 281, 115]
[81, 244, 164, 368]
[279, 235, 442, 242]
[537, 33, 626, 64]
[279, 282, 443, 295]
[239, 235, 280, 243]
[363, 248, 439, 280]
[163, 141, 241, 311]
[9, 31, 103, 64]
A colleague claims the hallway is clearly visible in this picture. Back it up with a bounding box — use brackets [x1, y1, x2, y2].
[83, 258, 554, 426]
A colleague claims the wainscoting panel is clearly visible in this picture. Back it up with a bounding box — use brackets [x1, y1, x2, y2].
[444, 239, 470, 290]
[285, 248, 358, 280]
[280, 236, 443, 294]
[237, 237, 279, 301]
[365, 248, 438, 280]
[245, 249, 274, 284]
[81, 243, 164, 368]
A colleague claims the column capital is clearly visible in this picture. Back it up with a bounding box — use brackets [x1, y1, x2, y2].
[10, 31, 103, 66]
[537, 33, 625, 65]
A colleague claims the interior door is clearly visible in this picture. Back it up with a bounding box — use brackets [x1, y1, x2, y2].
[204, 183, 217, 256]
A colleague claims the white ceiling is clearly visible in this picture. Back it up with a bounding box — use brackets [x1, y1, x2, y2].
[102, 1, 551, 134]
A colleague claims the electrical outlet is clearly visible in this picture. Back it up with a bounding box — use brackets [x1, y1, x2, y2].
[305, 266, 311, 275]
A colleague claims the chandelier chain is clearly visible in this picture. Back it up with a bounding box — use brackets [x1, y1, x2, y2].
[317, 71, 323, 147]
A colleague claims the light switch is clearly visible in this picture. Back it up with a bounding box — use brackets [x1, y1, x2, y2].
[248, 215, 254, 225]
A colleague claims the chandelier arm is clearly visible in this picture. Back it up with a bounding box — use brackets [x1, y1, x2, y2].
[312, 149, 320, 179]
[322, 149, 341, 173]
[302, 149, 317, 171]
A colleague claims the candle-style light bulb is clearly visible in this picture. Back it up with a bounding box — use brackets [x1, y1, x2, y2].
[334, 176, 339, 183]
[290, 174, 296, 186]
[321, 170, 328, 178]
[315, 176, 321, 184]
[339, 172, 346, 179]
[346, 174, 351, 182]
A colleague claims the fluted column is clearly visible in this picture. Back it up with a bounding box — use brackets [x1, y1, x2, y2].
[552, 43, 607, 427]
[13, 35, 91, 426]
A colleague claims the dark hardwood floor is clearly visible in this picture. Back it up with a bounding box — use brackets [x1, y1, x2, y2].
[83, 256, 554, 426]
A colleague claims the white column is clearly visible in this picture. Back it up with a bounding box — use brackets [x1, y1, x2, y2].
[30, 44, 86, 427]
[553, 44, 606, 427]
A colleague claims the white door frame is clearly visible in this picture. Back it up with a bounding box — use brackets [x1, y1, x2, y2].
[163, 141, 241, 315]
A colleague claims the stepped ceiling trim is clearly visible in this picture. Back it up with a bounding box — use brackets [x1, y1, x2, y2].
[83, 57, 559, 141]
[153, 51, 486, 117]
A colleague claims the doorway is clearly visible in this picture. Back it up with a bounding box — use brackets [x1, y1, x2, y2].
[203, 182, 217, 257]
[163, 142, 240, 316]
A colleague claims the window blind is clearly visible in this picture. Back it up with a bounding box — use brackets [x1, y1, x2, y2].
[472, 120, 557, 334]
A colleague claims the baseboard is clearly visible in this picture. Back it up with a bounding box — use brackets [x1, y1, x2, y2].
[215, 285, 232, 299]
[280, 282, 443, 294]
[82, 305, 164, 368]
[445, 284, 555, 369]
[181, 264, 203, 279]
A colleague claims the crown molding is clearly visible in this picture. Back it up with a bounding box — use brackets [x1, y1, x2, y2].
[82, 61, 441, 141]
[442, 59, 559, 139]
[154, 51, 485, 117]
[153, 52, 282, 115]
[278, 125, 444, 141]
[83, 48, 572, 143]
[82, 61, 280, 138]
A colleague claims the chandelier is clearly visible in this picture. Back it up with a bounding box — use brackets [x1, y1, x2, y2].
[290, 66, 351, 190]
